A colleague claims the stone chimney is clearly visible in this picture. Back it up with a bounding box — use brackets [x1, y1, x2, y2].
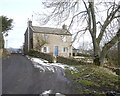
[62, 24, 67, 30]
[28, 20, 32, 27]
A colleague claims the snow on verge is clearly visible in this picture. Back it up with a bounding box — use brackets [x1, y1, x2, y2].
[41, 90, 65, 96]
[42, 90, 52, 94]
[27, 56, 78, 73]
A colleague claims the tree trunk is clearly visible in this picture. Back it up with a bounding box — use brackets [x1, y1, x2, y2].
[99, 52, 106, 66]
[118, 31, 120, 67]
[0, 33, 4, 49]
[88, 2, 101, 66]
[93, 55, 100, 66]
[91, 35, 101, 66]
[93, 40, 100, 66]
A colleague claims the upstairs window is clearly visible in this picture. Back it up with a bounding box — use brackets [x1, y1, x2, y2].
[61, 36, 67, 42]
[44, 34, 48, 41]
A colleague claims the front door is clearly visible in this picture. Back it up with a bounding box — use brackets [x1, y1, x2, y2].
[54, 46, 58, 56]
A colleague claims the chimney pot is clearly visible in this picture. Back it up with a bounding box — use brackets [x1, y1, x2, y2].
[62, 24, 67, 30]
[28, 20, 32, 27]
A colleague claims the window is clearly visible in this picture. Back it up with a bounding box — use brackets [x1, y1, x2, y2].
[61, 36, 67, 42]
[44, 34, 48, 41]
[62, 47, 68, 52]
[42, 46, 49, 53]
[63, 36, 67, 42]
[43, 47, 47, 52]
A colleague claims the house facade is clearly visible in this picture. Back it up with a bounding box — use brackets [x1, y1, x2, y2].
[24, 21, 72, 57]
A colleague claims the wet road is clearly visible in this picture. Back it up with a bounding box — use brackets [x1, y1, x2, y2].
[2, 54, 72, 94]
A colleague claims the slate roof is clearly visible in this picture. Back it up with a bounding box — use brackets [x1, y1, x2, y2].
[30, 26, 72, 35]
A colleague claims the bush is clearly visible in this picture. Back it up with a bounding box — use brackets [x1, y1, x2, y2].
[76, 53, 91, 57]
[56, 56, 87, 65]
[28, 50, 53, 63]
[2, 48, 8, 58]
[106, 47, 119, 67]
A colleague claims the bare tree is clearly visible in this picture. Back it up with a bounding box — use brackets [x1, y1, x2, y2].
[38, 0, 120, 66]
[35, 35, 48, 51]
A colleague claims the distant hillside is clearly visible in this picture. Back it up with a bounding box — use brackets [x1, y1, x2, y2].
[7, 48, 19, 51]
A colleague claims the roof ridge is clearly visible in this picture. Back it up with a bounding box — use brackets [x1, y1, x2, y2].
[32, 26, 62, 30]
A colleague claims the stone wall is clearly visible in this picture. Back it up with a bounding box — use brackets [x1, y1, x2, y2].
[33, 32, 72, 57]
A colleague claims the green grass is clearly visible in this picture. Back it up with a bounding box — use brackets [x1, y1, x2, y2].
[65, 64, 119, 94]
[76, 80, 100, 87]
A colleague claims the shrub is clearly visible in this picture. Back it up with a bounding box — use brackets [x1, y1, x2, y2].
[106, 48, 119, 67]
[2, 48, 8, 58]
[76, 53, 91, 57]
[28, 50, 53, 63]
[56, 56, 87, 65]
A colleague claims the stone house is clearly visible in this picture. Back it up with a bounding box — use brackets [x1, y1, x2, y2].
[24, 21, 72, 57]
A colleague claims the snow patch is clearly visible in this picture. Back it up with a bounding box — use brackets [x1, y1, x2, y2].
[56, 93, 66, 96]
[41, 90, 65, 96]
[27, 56, 78, 73]
[26, 55, 31, 60]
[31, 57, 48, 65]
[74, 56, 85, 59]
[42, 90, 52, 94]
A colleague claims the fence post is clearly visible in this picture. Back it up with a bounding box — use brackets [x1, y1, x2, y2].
[53, 55, 57, 63]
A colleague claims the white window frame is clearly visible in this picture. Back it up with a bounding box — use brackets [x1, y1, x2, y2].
[43, 47, 47, 52]
[62, 47, 68, 53]
[61, 35, 67, 42]
[44, 34, 48, 41]
[41, 47, 44, 52]
[41, 46, 49, 53]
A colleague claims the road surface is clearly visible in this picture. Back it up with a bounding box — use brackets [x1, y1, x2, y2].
[2, 54, 72, 94]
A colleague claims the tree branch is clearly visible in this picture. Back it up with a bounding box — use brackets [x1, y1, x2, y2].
[97, 5, 120, 44]
[113, 15, 120, 19]
[68, 11, 87, 30]
[72, 27, 88, 43]
[101, 29, 120, 57]
[89, 1, 97, 37]
[96, 21, 103, 27]
[82, 0, 92, 35]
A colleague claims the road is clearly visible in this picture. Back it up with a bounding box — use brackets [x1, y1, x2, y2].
[2, 54, 72, 94]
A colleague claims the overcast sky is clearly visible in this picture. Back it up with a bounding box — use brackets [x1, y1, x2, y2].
[0, 0, 43, 48]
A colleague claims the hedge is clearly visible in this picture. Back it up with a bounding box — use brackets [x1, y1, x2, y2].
[28, 50, 89, 65]
[56, 56, 87, 65]
[28, 50, 53, 63]
[76, 53, 92, 57]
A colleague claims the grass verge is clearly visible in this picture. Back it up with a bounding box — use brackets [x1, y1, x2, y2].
[65, 64, 120, 94]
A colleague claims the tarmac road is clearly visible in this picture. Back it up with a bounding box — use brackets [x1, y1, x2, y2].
[2, 54, 72, 94]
